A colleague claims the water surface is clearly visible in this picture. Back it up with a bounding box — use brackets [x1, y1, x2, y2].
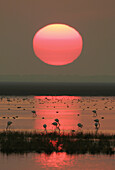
[0, 96, 115, 133]
[0, 96, 115, 169]
[0, 153, 114, 170]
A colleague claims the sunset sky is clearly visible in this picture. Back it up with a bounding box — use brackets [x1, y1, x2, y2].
[0, 0, 115, 82]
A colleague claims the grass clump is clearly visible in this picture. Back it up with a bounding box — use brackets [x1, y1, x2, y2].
[0, 131, 114, 155]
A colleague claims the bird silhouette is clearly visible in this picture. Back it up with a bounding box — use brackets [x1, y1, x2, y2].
[32, 110, 37, 117]
[6, 121, 12, 130]
[77, 123, 83, 128]
[94, 119, 99, 123]
[92, 110, 97, 117]
[94, 119, 100, 134]
[55, 118, 59, 123]
[52, 119, 60, 133]
[71, 129, 75, 134]
[52, 122, 57, 126]
[43, 124, 47, 134]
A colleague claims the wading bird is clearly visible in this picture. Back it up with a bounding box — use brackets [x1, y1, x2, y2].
[52, 119, 60, 133]
[43, 124, 47, 134]
[52, 122, 57, 126]
[94, 119, 100, 134]
[55, 118, 60, 125]
[94, 119, 99, 123]
[71, 129, 75, 135]
[92, 110, 97, 117]
[55, 119, 61, 128]
[6, 121, 12, 130]
[77, 123, 83, 129]
[32, 110, 37, 117]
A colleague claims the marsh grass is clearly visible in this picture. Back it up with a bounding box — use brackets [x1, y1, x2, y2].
[0, 131, 114, 155]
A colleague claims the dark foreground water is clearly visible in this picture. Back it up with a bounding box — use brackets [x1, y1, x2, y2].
[0, 153, 114, 170]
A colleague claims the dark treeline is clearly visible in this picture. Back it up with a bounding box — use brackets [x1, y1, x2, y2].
[0, 82, 115, 96]
[0, 131, 115, 155]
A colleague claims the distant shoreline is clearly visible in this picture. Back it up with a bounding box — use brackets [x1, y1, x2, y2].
[0, 82, 115, 96]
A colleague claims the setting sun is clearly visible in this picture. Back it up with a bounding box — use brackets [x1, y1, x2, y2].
[33, 24, 83, 66]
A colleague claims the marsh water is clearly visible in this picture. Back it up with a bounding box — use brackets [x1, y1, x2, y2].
[0, 96, 115, 133]
[0, 153, 114, 170]
[0, 96, 115, 169]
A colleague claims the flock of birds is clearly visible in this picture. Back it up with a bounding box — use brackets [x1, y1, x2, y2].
[42, 110, 101, 134]
[3, 108, 103, 133]
[0, 96, 114, 132]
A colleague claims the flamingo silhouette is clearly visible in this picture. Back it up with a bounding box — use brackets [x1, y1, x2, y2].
[32, 110, 37, 117]
[94, 119, 100, 134]
[52, 119, 60, 133]
[92, 110, 97, 117]
[6, 121, 12, 130]
[43, 124, 47, 134]
[77, 123, 83, 128]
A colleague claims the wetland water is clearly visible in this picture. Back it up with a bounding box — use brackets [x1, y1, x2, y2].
[0, 96, 115, 169]
[0, 153, 114, 170]
[0, 96, 115, 133]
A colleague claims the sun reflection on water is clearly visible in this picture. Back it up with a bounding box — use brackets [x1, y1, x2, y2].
[34, 96, 81, 132]
[33, 152, 76, 168]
